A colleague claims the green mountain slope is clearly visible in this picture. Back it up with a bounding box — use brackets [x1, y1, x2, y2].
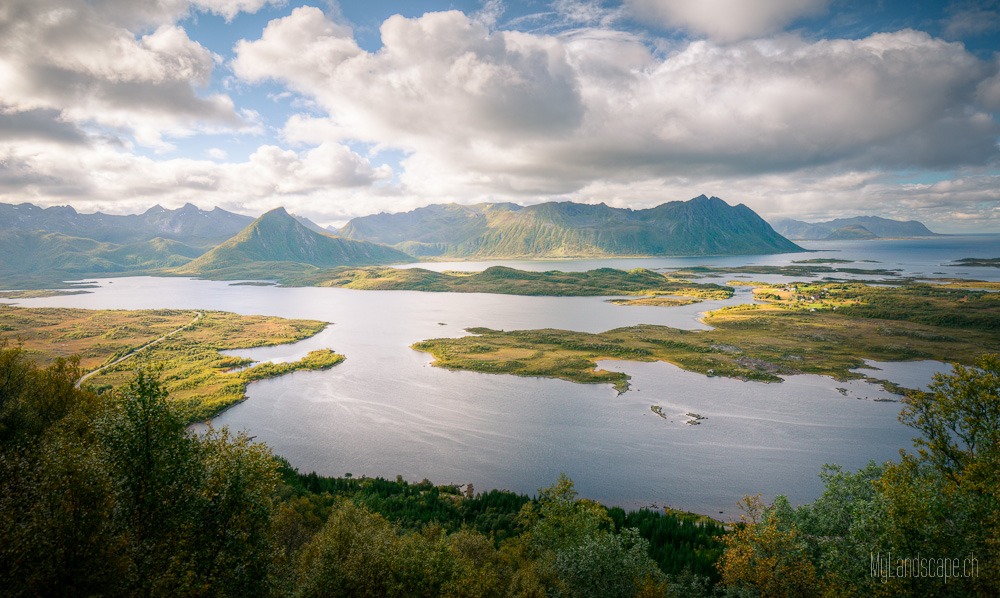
[339, 196, 802, 258]
[770, 216, 939, 240]
[767, 219, 833, 240]
[176, 207, 416, 279]
[822, 216, 939, 238]
[0, 230, 203, 288]
[0, 202, 253, 247]
[824, 225, 877, 240]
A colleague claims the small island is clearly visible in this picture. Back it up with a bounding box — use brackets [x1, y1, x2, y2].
[950, 257, 1000, 268]
[667, 263, 903, 279]
[608, 296, 702, 307]
[412, 280, 999, 394]
[314, 265, 734, 299]
[686, 412, 707, 425]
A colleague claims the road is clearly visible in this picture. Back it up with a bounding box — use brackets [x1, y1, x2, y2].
[75, 311, 203, 389]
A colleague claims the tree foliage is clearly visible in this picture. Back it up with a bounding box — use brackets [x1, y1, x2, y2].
[718, 354, 1000, 597]
[0, 343, 734, 597]
[0, 348, 279, 598]
[717, 495, 817, 598]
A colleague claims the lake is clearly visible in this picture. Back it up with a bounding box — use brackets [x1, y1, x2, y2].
[4, 235, 996, 518]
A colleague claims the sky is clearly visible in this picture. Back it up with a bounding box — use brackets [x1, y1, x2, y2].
[1, 0, 999, 232]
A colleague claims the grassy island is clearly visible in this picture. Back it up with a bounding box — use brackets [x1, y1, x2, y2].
[791, 258, 857, 264]
[160, 263, 736, 300]
[747, 280, 1000, 329]
[668, 263, 904, 278]
[0, 289, 93, 299]
[950, 257, 1000, 268]
[607, 296, 701, 307]
[312, 265, 734, 299]
[0, 305, 343, 421]
[412, 281, 999, 393]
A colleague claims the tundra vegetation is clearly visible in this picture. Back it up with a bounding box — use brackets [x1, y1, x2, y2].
[0, 305, 343, 422]
[413, 281, 999, 393]
[607, 296, 701, 307]
[192, 264, 735, 300]
[313, 266, 733, 299]
[0, 289, 91, 299]
[666, 263, 905, 278]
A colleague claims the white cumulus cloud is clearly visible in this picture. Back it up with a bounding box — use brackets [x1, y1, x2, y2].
[0, 136, 390, 218]
[233, 9, 999, 201]
[625, 0, 833, 41]
[0, 0, 257, 151]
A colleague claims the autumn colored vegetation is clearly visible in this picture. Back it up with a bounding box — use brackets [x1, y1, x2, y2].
[412, 297, 997, 392]
[313, 265, 733, 300]
[0, 305, 344, 422]
[1, 336, 996, 596]
[717, 355, 999, 597]
[0, 345, 728, 598]
[748, 281, 1000, 331]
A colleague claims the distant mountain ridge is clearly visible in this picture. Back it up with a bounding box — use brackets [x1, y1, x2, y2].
[770, 216, 939, 240]
[823, 225, 877, 240]
[339, 195, 803, 258]
[0, 229, 203, 288]
[176, 208, 416, 279]
[0, 202, 254, 247]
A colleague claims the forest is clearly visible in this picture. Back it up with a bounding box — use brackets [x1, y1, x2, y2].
[0, 341, 996, 597]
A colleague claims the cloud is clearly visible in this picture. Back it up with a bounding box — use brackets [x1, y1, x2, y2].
[0, 137, 390, 217]
[624, 0, 833, 41]
[232, 6, 361, 87]
[69, 0, 190, 30]
[190, 0, 285, 22]
[3, 2, 998, 229]
[5, 132, 994, 232]
[244, 143, 391, 193]
[234, 7, 584, 150]
[551, 0, 624, 27]
[0, 108, 88, 145]
[234, 10, 999, 201]
[565, 170, 1000, 234]
[474, 0, 505, 28]
[0, 0, 247, 151]
[943, 1, 1000, 39]
[976, 60, 1000, 110]
[67, 0, 281, 29]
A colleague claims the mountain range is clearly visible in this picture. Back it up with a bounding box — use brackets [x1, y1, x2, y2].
[769, 216, 939, 240]
[0, 196, 818, 288]
[0, 229, 205, 288]
[176, 208, 415, 279]
[0, 202, 254, 247]
[338, 195, 802, 258]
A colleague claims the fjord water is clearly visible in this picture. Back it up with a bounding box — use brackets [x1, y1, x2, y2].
[399, 235, 1000, 281]
[6, 236, 996, 517]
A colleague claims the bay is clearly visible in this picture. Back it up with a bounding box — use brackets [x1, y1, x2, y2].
[4, 235, 995, 517]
